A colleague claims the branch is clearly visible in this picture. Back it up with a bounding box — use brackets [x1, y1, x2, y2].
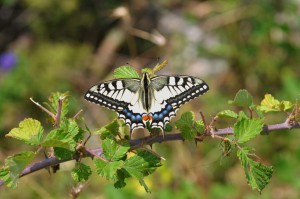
[0, 121, 299, 187]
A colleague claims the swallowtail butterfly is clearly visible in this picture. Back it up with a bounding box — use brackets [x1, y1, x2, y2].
[85, 72, 209, 137]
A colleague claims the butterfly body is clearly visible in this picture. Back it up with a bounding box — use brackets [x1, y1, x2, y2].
[85, 72, 209, 137]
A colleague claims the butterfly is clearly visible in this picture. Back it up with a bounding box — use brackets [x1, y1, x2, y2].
[84, 72, 209, 138]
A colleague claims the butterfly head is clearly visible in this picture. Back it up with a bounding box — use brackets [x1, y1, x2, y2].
[142, 72, 151, 85]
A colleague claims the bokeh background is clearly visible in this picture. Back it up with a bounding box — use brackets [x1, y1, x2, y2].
[1, 0, 300, 198]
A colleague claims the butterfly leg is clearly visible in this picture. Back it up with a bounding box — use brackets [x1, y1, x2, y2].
[129, 129, 133, 140]
[161, 128, 165, 139]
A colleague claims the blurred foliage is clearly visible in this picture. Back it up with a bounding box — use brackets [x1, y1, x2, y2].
[1, 0, 300, 198]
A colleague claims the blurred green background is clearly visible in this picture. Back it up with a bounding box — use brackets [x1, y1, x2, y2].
[1, 0, 300, 198]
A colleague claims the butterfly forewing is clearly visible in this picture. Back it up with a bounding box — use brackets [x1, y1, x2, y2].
[84, 79, 146, 130]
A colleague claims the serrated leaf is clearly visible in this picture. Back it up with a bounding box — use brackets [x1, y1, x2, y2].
[114, 170, 126, 189]
[60, 118, 79, 133]
[60, 118, 81, 141]
[6, 118, 44, 146]
[229, 89, 253, 107]
[258, 94, 280, 113]
[102, 137, 130, 161]
[53, 147, 74, 160]
[0, 168, 12, 187]
[42, 119, 80, 150]
[280, 101, 294, 111]
[164, 123, 173, 132]
[123, 151, 161, 177]
[94, 159, 123, 180]
[195, 120, 205, 133]
[237, 147, 273, 192]
[257, 94, 294, 113]
[42, 129, 76, 150]
[234, 118, 264, 143]
[113, 66, 140, 79]
[123, 151, 161, 193]
[175, 111, 204, 139]
[217, 110, 238, 119]
[153, 60, 168, 73]
[96, 119, 120, 139]
[71, 162, 92, 182]
[0, 151, 35, 188]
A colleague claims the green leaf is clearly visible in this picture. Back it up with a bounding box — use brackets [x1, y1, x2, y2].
[234, 118, 264, 143]
[217, 110, 238, 119]
[113, 66, 140, 79]
[141, 68, 153, 75]
[94, 159, 123, 181]
[95, 119, 120, 139]
[60, 118, 81, 141]
[123, 151, 161, 193]
[102, 137, 130, 161]
[237, 147, 273, 192]
[153, 60, 168, 73]
[123, 151, 161, 177]
[42, 118, 80, 150]
[258, 94, 280, 113]
[71, 162, 92, 182]
[280, 100, 294, 111]
[53, 147, 74, 160]
[175, 111, 204, 139]
[42, 129, 76, 150]
[258, 94, 294, 113]
[229, 89, 253, 107]
[239, 111, 249, 119]
[0, 151, 35, 188]
[47, 92, 69, 118]
[164, 123, 173, 132]
[6, 118, 44, 146]
[114, 170, 126, 189]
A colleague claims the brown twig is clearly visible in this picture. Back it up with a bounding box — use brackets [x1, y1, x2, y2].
[73, 109, 83, 119]
[140, 146, 166, 160]
[54, 96, 64, 128]
[30, 98, 56, 120]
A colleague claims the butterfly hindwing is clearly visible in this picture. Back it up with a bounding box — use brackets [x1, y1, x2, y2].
[149, 75, 209, 129]
[84, 78, 146, 130]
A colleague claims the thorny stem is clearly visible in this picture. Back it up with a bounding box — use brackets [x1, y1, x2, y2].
[1, 115, 300, 187]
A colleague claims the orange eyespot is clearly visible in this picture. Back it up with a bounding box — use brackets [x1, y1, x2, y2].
[142, 115, 149, 121]
[142, 115, 153, 121]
